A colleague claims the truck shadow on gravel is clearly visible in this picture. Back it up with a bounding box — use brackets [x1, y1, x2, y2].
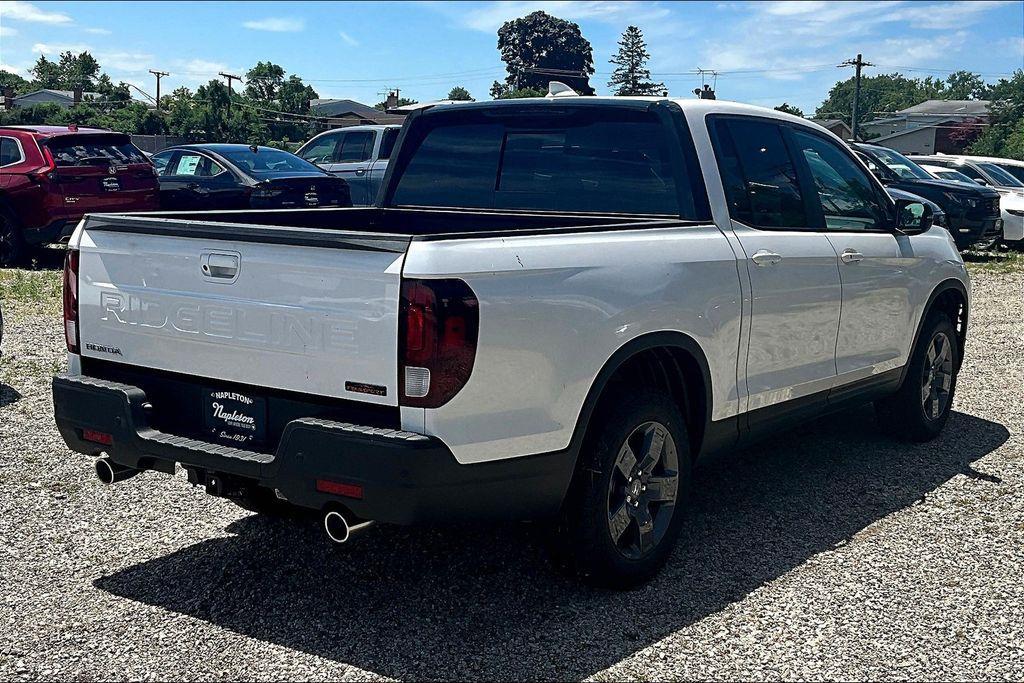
[95, 406, 1008, 680]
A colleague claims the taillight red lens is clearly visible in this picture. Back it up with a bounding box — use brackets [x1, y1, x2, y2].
[398, 278, 479, 408]
[63, 249, 80, 354]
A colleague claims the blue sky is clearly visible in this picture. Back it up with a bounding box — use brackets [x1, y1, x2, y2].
[1, 1, 1022, 113]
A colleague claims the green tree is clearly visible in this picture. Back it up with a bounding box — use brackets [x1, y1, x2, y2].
[57, 51, 100, 91]
[0, 70, 32, 96]
[489, 82, 545, 99]
[496, 11, 595, 96]
[943, 70, 991, 100]
[278, 75, 318, 113]
[29, 55, 61, 89]
[244, 61, 286, 102]
[774, 103, 804, 117]
[969, 70, 1024, 159]
[447, 86, 472, 101]
[607, 26, 664, 96]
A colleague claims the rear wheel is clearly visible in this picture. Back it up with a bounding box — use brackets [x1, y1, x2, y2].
[876, 312, 959, 442]
[0, 209, 25, 267]
[551, 387, 691, 588]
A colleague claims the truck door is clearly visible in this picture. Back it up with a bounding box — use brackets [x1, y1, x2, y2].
[787, 127, 917, 382]
[367, 127, 399, 204]
[708, 116, 842, 425]
[324, 130, 376, 205]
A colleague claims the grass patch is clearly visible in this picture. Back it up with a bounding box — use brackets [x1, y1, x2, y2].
[0, 268, 63, 305]
[963, 250, 1024, 275]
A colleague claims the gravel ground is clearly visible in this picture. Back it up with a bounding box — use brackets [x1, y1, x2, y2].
[1, 260, 1022, 681]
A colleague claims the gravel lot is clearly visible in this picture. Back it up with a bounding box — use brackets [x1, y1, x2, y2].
[1, 254, 1022, 681]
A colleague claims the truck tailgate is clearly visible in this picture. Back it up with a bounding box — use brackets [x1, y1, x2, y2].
[76, 219, 406, 406]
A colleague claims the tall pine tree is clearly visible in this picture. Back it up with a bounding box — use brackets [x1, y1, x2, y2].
[608, 26, 664, 96]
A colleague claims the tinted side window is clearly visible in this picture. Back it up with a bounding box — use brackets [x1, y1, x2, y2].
[0, 137, 22, 166]
[378, 128, 400, 160]
[337, 131, 374, 163]
[711, 118, 807, 228]
[791, 128, 888, 231]
[151, 150, 174, 175]
[959, 164, 988, 184]
[392, 124, 502, 208]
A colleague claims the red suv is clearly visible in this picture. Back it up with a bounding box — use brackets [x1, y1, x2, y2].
[0, 125, 159, 265]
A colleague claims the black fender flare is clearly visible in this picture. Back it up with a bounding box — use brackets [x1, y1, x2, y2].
[566, 330, 715, 458]
[901, 277, 970, 384]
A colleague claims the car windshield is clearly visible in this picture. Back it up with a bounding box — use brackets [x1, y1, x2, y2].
[977, 162, 1024, 188]
[45, 134, 148, 166]
[869, 147, 933, 180]
[932, 169, 979, 185]
[217, 147, 324, 177]
[994, 162, 1024, 184]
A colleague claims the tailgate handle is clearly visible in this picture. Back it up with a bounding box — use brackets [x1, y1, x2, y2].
[201, 252, 240, 281]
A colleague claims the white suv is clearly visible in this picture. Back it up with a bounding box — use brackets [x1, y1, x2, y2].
[54, 98, 969, 587]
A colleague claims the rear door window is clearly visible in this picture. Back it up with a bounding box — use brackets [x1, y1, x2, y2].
[337, 131, 375, 163]
[378, 128, 400, 160]
[710, 117, 808, 229]
[0, 137, 23, 166]
[391, 108, 694, 216]
[45, 135, 148, 166]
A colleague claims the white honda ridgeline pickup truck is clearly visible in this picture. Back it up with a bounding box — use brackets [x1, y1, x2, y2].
[53, 97, 969, 587]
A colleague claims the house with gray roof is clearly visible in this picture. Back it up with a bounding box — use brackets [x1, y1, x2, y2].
[859, 99, 990, 154]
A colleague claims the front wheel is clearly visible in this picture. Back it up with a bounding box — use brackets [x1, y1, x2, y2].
[876, 312, 959, 442]
[551, 388, 691, 588]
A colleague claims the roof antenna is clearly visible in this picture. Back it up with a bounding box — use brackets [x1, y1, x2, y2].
[546, 81, 579, 98]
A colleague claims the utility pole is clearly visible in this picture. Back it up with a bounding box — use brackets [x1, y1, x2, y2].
[148, 70, 169, 110]
[219, 72, 242, 93]
[219, 72, 242, 112]
[839, 54, 873, 141]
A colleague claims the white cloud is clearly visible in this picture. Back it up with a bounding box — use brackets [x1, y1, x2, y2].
[98, 51, 154, 73]
[31, 42, 92, 56]
[242, 16, 305, 32]
[1, 61, 33, 78]
[84, 27, 111, 35]
[338, 30, 359, 46]
[452, 1, 670, 33]
[0, 0, 72, 24]
[0, 24, 17, 37]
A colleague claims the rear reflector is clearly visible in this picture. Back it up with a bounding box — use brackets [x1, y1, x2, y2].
[82, 429, 113, 446]
[316, 479, 364, 500]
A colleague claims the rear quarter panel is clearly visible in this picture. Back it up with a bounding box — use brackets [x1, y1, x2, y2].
[402, 225, 742, 464]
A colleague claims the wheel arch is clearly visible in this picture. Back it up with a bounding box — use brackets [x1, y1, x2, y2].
[569, 331, 714, 463]
[909, 278, 969, 377]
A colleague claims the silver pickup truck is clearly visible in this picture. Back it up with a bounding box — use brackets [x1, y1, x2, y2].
[297, 125, 401, 206]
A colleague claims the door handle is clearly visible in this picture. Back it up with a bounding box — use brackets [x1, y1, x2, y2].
[840, 249, 864, 264]
[751, 250, 783, 267]
[354, 169, 367, 176]
[187, 182, 210, 196]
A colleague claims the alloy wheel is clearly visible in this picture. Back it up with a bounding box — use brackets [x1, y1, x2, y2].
[921, 331, 954, 421]
[606, 421, 680, 559]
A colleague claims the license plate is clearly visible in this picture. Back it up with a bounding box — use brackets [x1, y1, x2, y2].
[204, 389, 267, 447]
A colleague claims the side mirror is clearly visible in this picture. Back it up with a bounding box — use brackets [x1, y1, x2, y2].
[896, 199, 933, 235]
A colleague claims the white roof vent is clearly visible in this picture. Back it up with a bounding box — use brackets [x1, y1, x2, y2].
[546, 81, 579, 98]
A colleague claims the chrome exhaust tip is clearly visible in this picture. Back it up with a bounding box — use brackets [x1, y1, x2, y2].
[95, 457, 140, 485]
[323, 509, 374, 544]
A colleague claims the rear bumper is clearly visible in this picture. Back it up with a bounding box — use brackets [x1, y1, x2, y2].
[52, 373, 574, 524]
[23, 218, 74, 245]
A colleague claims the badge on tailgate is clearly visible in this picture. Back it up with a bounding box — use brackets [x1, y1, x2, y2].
[205, 389, 266, 447]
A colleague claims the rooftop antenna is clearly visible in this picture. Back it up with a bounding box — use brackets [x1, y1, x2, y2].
[546, 81, 579, 98]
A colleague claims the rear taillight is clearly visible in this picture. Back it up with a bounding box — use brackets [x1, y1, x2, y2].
[29, 146, 56, 183]
[63, 249, 80, 354]
[398, 278, 479, 408]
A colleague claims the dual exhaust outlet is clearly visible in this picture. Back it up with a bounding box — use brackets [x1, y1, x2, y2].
[93, 457, 373, 544]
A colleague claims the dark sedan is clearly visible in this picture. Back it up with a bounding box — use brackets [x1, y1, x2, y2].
[150, 144, 351, 211]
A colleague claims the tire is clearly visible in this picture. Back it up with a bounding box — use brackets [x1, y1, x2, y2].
[551, 387, 692, 588]
[0, 208, 25, 268]
[875, 312, 959, 442]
